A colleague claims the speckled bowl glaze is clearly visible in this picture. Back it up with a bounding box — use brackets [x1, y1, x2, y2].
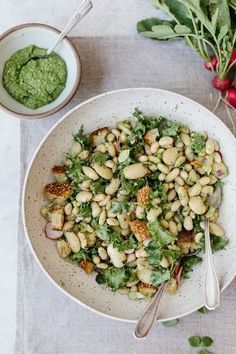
[23, 88, 236, 322]
[0, 23, 81, 119]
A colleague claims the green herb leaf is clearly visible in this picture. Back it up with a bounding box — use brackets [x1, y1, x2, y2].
[69, 249, 91, 263]
[151, 267, 171, 286]
[90, 179, 106, 194]
[201, 336, 213, 347]
[211, 235, 229, 252]
[197, 306, 207, 314]
[91, 151, 109, 165]
[73, 126, 91, 149]
[137, 17, 176, 34]
[197, 350, 211, 354]
[162, 319, 180, 327]
[148, 221, 174, 246]
[188, 335, 202, 347]
[182, 255, 202, 278]
[159, 117, 183, 137]
[95, 267, 136, 291]
[191, 132, 206, 154]
[79, 203, 92, 218]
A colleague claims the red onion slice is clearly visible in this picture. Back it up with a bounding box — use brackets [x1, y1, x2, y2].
[45, 222, 63, 240]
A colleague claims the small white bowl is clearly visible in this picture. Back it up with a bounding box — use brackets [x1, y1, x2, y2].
[0, 23, 81, 119]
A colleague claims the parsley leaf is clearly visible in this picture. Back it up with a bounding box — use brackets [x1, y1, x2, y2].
[162, 319, 179, 327]
[78, 203, 92, 218]
[191, 132, 206, 154]
[91, 151, 109, 165]
[73, 126, 91, 149]
[182, 255, 202, 278]
[151, 267, 171, 286]
[69, 249, 91, 263]
[188, 336, 202, 347]
[66, 158, 85, 187]
[158, 117, 182, 137]
[148, 221, 174, 246]
[211, 235, 229, 252]
[96, 267, 136, 291]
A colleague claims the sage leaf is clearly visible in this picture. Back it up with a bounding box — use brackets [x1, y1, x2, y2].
[188, 335, 202, 347]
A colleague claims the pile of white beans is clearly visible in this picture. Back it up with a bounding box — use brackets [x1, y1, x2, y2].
[43, 117, 228, 299]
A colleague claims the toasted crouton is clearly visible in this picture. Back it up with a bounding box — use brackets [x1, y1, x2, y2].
[80, 260, 94, 274]
[177, 230, 193, 254]
[129, 220, 150, 242]
[167, 278, 178, 294]
[137, 185, 151, 206]
[51, 208, 64, 231]
[56, 240, 71, 258]
[52, 165, 67, 183]
[91, 127, 109, 147]
[44, 182, 73, 205]
[144, 128, 159, 145]
[138, 282, 156, 298]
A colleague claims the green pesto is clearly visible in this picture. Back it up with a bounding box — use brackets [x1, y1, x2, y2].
[2, 45, 67, 109]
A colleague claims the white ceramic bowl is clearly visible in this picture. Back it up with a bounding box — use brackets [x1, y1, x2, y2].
[0, 23, 81, 119]
[23, 88, 236, 322]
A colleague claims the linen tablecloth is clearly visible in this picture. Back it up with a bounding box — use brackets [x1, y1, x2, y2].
[16, 36, 236, 354]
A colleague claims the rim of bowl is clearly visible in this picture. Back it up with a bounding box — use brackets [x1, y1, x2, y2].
[22, 87, 236, 322]
[0, 23, 82, 120]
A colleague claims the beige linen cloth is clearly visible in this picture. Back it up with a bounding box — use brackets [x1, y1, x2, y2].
[16, 36, 236, 354]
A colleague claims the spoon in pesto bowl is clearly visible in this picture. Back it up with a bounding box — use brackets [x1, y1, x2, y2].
[27, 0, 93, 62]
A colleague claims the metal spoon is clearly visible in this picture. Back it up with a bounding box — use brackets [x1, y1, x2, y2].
[133, 250, 200, 339]
[26, 0, 92, 62]
[203, 187, 221, 310]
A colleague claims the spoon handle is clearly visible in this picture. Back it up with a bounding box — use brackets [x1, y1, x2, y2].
[203, 218, 220, 310]
[46, 0, 93, 56]
[133, 281, 168, 339]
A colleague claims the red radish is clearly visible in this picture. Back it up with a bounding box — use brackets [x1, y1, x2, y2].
[234, 80, 236, 89]
[175, 265, 183, 286]
[45, 221, 63, 239]
[212, 75, 231, 91]
[230, 49, 236, 67]
[204, 56, 218, 71]
[225, 88, 236, 108]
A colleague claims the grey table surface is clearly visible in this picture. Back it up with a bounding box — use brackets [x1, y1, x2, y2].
[17, 36, 236, 354]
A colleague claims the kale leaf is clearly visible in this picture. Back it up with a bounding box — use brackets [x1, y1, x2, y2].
[191, 132, 206, 154]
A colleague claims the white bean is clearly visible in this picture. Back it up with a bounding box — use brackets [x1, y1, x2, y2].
[82, 166, 99, 181]
[64, 232, 81, 253]
[209, 222, 225, 237]
[194, 232, 203, 244]
[92, 255, 101, 264]
[185, 146, 194, 161]
[123, 163, 148, 179]
[96, 144, 107, 153]
[99, 195, 111, 206]
[181, 133, 191, 146]
[189, 183, 201, 197]
[79, 150, 90, 160]
[63, 220, 75, 231]
[175, 156, 186, 167]
[71, 141, 82, 156]
[77, 232, 88, 249]
[150, 141, 159, 154]
[148, 155, 160, 164]
[105, 178, 120, 195]
[160, 256, 169, 268]
[98, 247, 108, 260]
[157, 163, 169, 174]
[96, 263, 108, 269]
[189, 196, 206, 215]
[169, 220, 178, 236]
[147, 208, 161, 222]
[91, 201, 101, 217]
[93, 194, 106, 202]
[177, 186, 189, 206]
[106, 142, 116, 157]
[138, 155, 148, 162]
[126, 253, 136, 263]
[136, 205, 145, 219]
[107, 133, 115, 142]
[135, 247, 147, 258]
[184, 216, 193, 231]
[76, 191, 93, 203]
[93, 163, 113, 180]
[199, 176, 211, 186]
[162, 147, 179, 165]
[206, 139, 215, 154]
[175, 176, 184, 186]
[166, 168, 180, 182]
[107, 244, 126, 268]
[107, 217, 119, 226]
[159, 136, 174, 148]
[171, 200, 181, 212]
[99, 209, 106, 225]
[64, 203, 72, 216]
[168, 189, 177, 201]
[180, 170, 188, 180]
[158, 172, 166, 181]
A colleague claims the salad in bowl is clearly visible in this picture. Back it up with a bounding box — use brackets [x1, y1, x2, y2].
[41, 109, 229, 301]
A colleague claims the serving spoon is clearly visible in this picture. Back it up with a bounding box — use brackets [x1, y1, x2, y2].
[133, 250, 200, 339]
[203, 187, 221, 310]
[25, 0, 93, 62]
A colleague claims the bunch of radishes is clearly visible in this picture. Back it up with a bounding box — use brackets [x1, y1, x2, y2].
[204, 49, 236, 108]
